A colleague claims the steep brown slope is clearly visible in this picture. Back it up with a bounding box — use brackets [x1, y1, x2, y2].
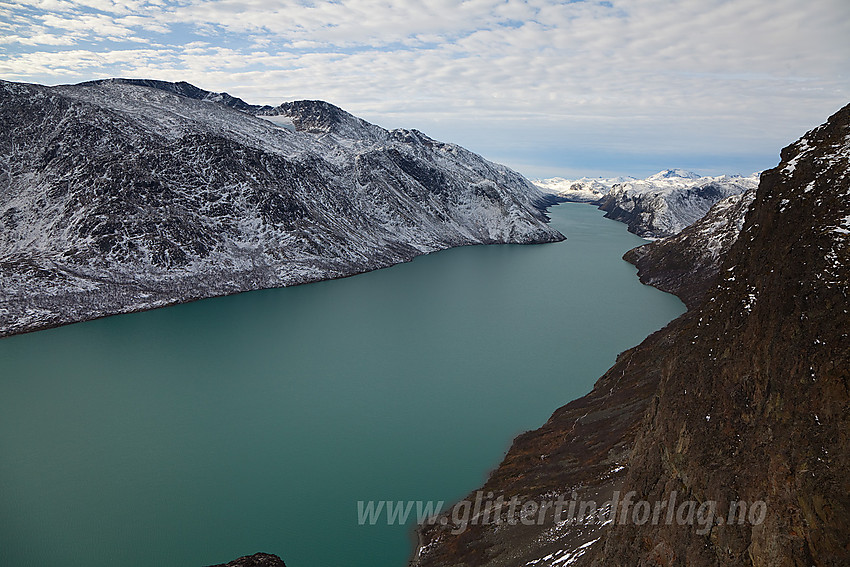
[411, 325, 680, 567]
[411, 105, 850, 566]
[596, 104, 850, 566]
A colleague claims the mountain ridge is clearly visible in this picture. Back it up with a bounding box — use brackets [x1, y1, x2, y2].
[78, 77, 275, 113]
[0, 79, 562, 337]
[535, 171, 759, 238]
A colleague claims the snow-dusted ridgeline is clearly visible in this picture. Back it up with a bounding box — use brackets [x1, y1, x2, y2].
[0, 79, 563, 337]
[531, 176, 637, 203]
[535, 169, 759, 238]
[624, 190, 757, 309]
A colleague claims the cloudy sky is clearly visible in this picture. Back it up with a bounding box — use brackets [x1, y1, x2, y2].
[1, 0, 848, 179]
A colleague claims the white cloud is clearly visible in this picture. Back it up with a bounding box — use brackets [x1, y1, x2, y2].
[1, 0, 848, 177]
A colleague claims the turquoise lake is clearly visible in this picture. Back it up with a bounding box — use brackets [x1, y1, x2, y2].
[0, 203, 685, 566]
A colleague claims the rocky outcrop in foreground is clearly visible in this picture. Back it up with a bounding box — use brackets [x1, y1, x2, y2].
[412, 105, 850, 566]
[0, 79, 562, 337]
[205, 552, 286, 567]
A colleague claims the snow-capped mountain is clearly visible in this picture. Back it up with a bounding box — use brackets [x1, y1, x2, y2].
[645, 168, 701, 181]
[531, 175, 636, 202]
[596, 170, 758, 238]
[0, 79, 563, 337]
[535, 169, 759, 238]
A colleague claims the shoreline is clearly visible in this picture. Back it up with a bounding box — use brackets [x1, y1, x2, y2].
[1, 225, 565, 340]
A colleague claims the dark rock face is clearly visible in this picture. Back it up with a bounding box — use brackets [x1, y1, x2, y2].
[412, 106, 850, 566]
[0, 79, 562, 337]
[596, 103, 850, 567]
[274, 99, 382, 139]
[205, 552, 286, 567]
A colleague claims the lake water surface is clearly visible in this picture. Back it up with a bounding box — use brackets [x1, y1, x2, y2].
[0, 203, 684, 566]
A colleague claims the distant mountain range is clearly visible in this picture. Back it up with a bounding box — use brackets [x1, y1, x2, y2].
[0, 78, 562, 337]
[535, 169, 759, 238]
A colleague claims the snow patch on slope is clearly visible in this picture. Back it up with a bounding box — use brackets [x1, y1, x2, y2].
[596, 172, 759, 238]
[535, 169, 759, 238]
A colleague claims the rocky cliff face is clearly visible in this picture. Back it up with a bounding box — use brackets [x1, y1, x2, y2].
[0, 79, 562, 337]
[596, 103, 850, 567]
[412, 106, 849, 566]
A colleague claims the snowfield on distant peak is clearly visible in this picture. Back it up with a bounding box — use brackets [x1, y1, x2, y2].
[535, 169, 759, 238]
